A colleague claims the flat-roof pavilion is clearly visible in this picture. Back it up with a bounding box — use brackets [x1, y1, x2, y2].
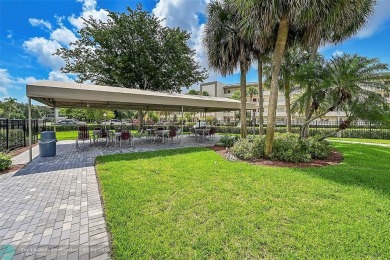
[27, 81, 255, 112]
[26, 81, 256, 161]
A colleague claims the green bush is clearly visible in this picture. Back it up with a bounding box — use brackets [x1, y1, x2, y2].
[270, 133, 312, 163]
[232, 139, 254, 160]
[220, 135, 239, 147]
[248, 136, 265, 159]
[307, 137, 331, 159]
[232, 136, 265, 160]
[0, 153, 12, 171]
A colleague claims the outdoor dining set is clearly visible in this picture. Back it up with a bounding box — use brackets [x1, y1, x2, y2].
[75, 125, 217, 148]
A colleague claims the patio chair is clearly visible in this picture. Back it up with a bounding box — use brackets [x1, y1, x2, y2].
[169, 128, 182, 142]
[189, 127, 196, 137]
[169, 128, 177, 143]
[93, 127, 102, 143]
[119, 130, 133, 147]
[76, 125, 91, 148]
[101, 129, 113, 146]
[208, 127, 216, 140]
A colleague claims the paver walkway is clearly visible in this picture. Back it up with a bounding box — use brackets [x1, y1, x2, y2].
[0, 136, 219, 259]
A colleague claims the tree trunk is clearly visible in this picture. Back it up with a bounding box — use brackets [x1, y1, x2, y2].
[257, 54, 264, 136]
[240, 62, 247, 138]
[284, 77, 292, 133]
[264, 15, 290, 157]
[302, 40, 321, 138]
[318, 118, 353, 141]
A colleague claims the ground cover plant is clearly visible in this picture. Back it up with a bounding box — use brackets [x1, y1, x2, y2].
[96, 143, 390, 259]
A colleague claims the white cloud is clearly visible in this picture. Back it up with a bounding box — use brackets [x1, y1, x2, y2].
[0, 69, 38, 97]
[153, 0, 218, 83]
[68, 0, 109, 30]
[0, 69, 12, 96]
[28, 18, 52, 30]
[15, 76, 39, 84]
[23, 37, 65, 70]
[332, 50, 344, 57]
[356, 0, 390, 38]
[50, 27, 78, 46]
[48, 71, 73, 82]
[6, 30, 13, 39]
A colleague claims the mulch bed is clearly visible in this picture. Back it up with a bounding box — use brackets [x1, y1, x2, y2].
[209, 146, 343, 168]
[7, 143, 38, 157]
[0, 144, 37, 175]
[0, 164, 26, 175]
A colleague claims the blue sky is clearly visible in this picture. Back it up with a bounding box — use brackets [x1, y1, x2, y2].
[1, 0, 390, 103]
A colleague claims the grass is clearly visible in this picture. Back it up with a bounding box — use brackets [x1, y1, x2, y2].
[96, 143, 390, 259]
[50, 130, 190, 141]
[328, 137, 390, 144]
[52, 131, 78, 141]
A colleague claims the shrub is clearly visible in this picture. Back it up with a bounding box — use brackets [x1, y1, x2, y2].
[270, 133, 312, 163]
[232, 139, 254, 160]
[306, 137, 331, 159]
[231, 136, 265, 160]
[0, 153, 12, 171]
[220, 134, 239, 147]
[248, 136, 265, 159]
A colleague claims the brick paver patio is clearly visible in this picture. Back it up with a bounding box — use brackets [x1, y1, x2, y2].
[0, 135, 219, 259]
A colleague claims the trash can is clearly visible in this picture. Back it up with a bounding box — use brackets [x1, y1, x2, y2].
[39, 131, 57, 157]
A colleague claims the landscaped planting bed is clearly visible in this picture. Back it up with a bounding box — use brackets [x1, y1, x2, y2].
[96, 143, 390, 259]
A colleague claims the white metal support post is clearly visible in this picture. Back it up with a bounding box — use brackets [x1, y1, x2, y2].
[53, 107, 57, 132]
[181, 106, 184, 142]
[28, 97, 32, 162]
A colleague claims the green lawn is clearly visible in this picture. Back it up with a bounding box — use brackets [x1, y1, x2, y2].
[96, 143, 390, 259]
[328, 137, 390, 145]
[52, 131, 78, 141]
[50, 130, 140, 141]
[50, 130, 189, 141]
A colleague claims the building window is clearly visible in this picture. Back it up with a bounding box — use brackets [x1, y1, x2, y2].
[253, 98, 257, 102]
[227, 90, 231, 93]
[277, 108, 284, 112]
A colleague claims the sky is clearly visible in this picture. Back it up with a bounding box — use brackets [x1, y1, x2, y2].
[1, 0, 390, 103]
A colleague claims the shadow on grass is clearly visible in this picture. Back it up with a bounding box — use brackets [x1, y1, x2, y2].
[297, 143, 390, 197]
[96, 146, 210, 163]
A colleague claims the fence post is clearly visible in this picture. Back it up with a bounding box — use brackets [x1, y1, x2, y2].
[369, 122, 372, 139]
[6, 119, 9, 150]
[23, 120, 26, 147]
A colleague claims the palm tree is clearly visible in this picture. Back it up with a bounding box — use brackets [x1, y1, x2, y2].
[233, 0, 376, 156]
[298, 1, 376, 137]
[293, 54, 390, 139]
[3, 97, 18, 119]
[246, 86, 258, 102]
[204, 0, 252, 138]
[279, 46, 310, 132]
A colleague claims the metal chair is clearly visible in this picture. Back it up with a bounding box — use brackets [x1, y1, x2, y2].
[76, 125, 91, 148]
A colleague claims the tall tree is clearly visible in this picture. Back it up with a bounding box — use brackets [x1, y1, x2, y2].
[204, 0, 252, 138]
[2, 97, 18, 119]
[234, 0, 376, 156]
[293, 54, 390, 139]
[56, 5, 207, 128]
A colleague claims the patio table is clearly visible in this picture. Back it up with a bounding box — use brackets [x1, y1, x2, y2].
[195, 128, 210, 141]
[155, 129, 169, 144]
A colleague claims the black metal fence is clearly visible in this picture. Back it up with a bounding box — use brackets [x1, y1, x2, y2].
[0, 119, 44, 153]
[227, 120, 390, 139]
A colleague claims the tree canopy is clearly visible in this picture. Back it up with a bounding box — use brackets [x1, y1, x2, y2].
[292, 54, 390, 139]
[56, 5, 207, 92]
